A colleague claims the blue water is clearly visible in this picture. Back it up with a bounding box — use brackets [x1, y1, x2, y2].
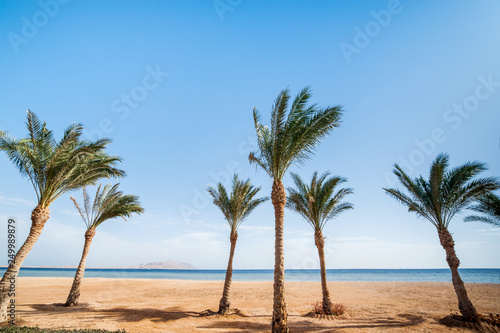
[1, 268, 499, 283]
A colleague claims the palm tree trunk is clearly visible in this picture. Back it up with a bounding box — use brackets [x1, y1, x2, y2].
[315, 230, 333, 315]
[438, 227, 479, 322]
[0, 205, 50, 322]
[218, 230, 238, 315]
[65, 227, 96, 306]
[271, 180, 288, 333]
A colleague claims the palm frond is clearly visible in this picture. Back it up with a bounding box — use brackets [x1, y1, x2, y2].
[248, 87, 344, 181]
[286, 171, 353, 232]
[384, 153, 500, 230]
[0, 111, 126, 209]
[464, 193, 500, 227]
[207, 174, 268, 232]
[71, 183, 144, 229]
[287, 86, 312, 125]
[70, 195, 88, 227]
[284, 105, 343, 178]
[464, 214, 499, 226]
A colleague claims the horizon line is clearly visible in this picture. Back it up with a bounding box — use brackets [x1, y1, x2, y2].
[2, 266, 499, 270]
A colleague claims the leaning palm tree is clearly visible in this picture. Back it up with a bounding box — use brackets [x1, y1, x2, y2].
[249, 87, 344, 332]
[383, 153, 499, 322]
[207, 174, 268, 314]
[286, 171, 353, 314]
[0, 111, 124, 321]
[464, 193, 500, 227]
[65, 183, 144, 306]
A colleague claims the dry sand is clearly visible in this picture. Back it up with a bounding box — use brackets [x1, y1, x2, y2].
[4, 277, 500, 332]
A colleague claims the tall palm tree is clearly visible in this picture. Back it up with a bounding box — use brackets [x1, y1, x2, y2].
[65, 183, 144, 306]
[249, 87, 344, 332]
[207, 174, 268, 314]
[464, 193, 500, 227]
[286, 171, 353, 314]
[383, 153, 499, 322]
[0, 111, 124, 321]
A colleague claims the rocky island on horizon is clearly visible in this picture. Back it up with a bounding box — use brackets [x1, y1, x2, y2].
[130, 260, 195, 270]
[0, 260, 195, 270]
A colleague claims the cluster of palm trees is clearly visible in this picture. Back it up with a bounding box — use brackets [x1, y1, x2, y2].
[1, 88, 499, 332]
[205, 87, 499, 332]
[207, 171, 354, 318]
[206, 87, 353, 331]
[0, 111, 143, 321]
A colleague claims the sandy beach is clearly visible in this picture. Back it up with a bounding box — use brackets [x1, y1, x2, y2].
[2, 277, 498, 332]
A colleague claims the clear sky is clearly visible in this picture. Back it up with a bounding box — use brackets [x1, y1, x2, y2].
[0, 0, 499, 270]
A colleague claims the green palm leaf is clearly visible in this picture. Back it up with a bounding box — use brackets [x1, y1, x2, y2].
[286, 171, 353, 231]
[0, 110, 125, 208]
[464, 193, 500, 226]
[383, 152, 499, 229]
[71, 183, 144, 229]
[249, 88, 343, 181]
[207, 174, 268, 232]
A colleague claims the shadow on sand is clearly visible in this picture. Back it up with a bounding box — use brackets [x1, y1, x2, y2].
[439, 315, 500, 333]
[22, 304, 438, 332]
[197, 313, 426, 332]
[26, 303, 199, 323]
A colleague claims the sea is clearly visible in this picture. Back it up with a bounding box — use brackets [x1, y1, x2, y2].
[1, 268, 499, 283]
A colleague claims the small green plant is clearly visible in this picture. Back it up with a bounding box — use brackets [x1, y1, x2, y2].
[311, 301, 346, 316]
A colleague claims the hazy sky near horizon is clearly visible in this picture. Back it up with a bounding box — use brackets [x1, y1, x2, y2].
[0, 0, 499, 270]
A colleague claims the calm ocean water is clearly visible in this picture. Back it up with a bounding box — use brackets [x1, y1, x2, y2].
[1, 268, 499, 283]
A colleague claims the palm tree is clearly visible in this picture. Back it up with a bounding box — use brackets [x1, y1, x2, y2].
[383, 153, 499, 322]
[464, 193, 500, 227]
[249, 87, 344, 332]
[286, 171, 353, 314]
[207, 174, 268, 315]
[0, 111, 124, 321]
[65, 183, 144, 306]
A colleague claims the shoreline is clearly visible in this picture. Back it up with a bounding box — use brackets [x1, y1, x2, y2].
[7, 277, 500, 332]
[3, 266, 499, 269]
[12, 276, 500, 284]
[3, 267, 499, 284]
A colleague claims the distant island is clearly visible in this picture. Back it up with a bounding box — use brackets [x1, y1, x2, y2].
[130, 260, 195, 270]
[1, 260, 194, 270]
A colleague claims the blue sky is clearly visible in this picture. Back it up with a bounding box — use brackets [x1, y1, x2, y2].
[0, 0, 499, 269]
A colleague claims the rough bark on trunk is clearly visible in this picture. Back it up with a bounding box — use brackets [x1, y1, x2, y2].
[0, 205, 50, 322]
[271, 180, 288, 333]
[65, 227, 96, 306]
[218, 231, 238, 315]
[315, 230, 332, 315]
[438, 227, 479, 322]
